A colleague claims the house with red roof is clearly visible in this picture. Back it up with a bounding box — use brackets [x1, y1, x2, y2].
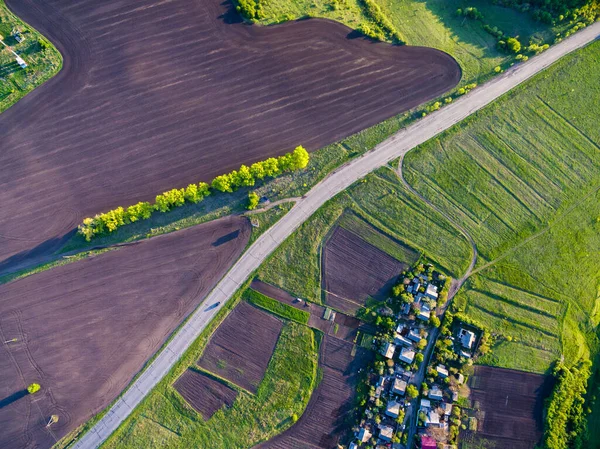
[421, 435, 437, 449]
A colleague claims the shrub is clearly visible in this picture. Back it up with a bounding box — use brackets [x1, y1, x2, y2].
[247, 191, 260, 210]
[506, 37, 522, 53]
[27, 383, 41, 394]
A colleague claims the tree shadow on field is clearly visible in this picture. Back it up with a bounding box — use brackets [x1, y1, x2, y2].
[217, 0, 243, 24]
[212, 229, 241, 247]
[0, 389, 28, 409]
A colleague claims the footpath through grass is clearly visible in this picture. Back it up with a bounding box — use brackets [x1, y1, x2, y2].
[100, 295, 318, 449]
[0, 0, 62, 113]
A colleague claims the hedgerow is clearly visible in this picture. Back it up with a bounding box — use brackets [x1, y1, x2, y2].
[542, 360, 592, 449]
[78, 146, 309, 241]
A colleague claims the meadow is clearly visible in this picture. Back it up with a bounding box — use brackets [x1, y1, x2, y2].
[404, 40, 600, 373]
[0, 0, 61, 112]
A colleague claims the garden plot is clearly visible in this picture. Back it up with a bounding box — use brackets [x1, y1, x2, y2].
[198, 302, 283, 393]
[173, 369, 237, 420]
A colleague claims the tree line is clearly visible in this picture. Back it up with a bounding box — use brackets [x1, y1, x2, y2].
[543, 360, 592, 449]
[78, 146, 310, 241]
[358, 0, 406, 44]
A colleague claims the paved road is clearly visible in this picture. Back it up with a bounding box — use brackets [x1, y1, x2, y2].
[72, 22, 600, 449]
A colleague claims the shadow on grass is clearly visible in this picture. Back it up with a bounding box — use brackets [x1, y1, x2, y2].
[0, 389, 28, 409]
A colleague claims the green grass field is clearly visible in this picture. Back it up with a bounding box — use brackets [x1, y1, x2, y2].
[402, 41, 600, 373]
[257, 167, 472, 303]
[258, 0, 559, 86]
[101, 295, 318, 449]
[244, 288, 310, 324]
[0, 0, 62, 113]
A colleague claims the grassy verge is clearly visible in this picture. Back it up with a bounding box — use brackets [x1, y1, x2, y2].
[0, 0, 62, 113]
[95, 292, 318, 448]
[244, 288, 310, 324]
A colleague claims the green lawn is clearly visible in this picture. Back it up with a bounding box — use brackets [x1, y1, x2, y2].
[0, 0, 62, 113]
[244, 288, 310, 324]
[257, 0, 559, 85]
[100, 298, 318, 449]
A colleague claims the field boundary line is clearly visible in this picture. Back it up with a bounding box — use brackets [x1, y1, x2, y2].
[70, 22, 600, 449]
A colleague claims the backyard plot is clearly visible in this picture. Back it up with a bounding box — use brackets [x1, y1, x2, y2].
[198, 302, 283, 393]
[0, 216, 249, 449]
[322, 225, 408, 314]
[173, 369, 238, 420]
[257, 336, 373, 449]
[0, 0, 460, 268]
[462, 366, 551, 449]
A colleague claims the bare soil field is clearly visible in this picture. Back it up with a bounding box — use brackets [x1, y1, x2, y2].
[256, 335, 373, 448]
[462, 366, 552, 449]
[173, 369, 238, 420]
[0, 216, 249, 449]
[0, 0, 460, 268]
[198, 301, 283, 393]
[322, 226, 408, 314]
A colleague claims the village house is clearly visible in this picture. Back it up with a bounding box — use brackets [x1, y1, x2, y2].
[420, 398, 431, 410]
[425, 283, 438, 300]
[357, 427, 372, 443]
[379, 425, 394, 442]
[458, 328, 476, 349]
[392, 377, 407, 395]
[452, 391, 459, 402]
[417, 304, 431, 321]
[427, 410, 441, 427]
[429, 385, 443, 401]
[349, 442, 358, 449]
[386, 400, 402, 419]
[395, 334, 413, 347]
[421, 435, 437, 449]
[456, 373, 465, 384]
[408, 328, 424, 343]
[442, 402, 453, 416]
[436, 365, 449, 378]
[399, 347, 415, 364]
[381, 341, 396, 359]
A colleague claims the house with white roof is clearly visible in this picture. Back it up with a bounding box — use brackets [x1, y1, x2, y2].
[358, 427, 372, 443]
[436, 365, 449, 378]
[399, 347, 415, 364]
[425, 283, 439, 300]
[459, 328, 476, 349]
[392, 377, 407, 395]
[381, 341, 396, 359]
[429, 385, 443, 401]
[386, 400, 401, 418]
[379, 425, 394, 442]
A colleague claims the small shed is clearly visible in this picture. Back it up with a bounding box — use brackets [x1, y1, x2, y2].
[15, 56, 27, 69]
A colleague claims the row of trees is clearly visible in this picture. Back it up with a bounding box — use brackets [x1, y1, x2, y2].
[543, 360, 592, 449]
[78, 146, 310, 241]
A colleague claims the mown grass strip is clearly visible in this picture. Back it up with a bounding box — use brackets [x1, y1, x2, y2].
[244, 288, 310, 325]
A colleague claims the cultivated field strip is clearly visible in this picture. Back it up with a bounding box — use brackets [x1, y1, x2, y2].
[0, 0, 460, 266]
[173, 369, 237, 420]
[0, 216, 250, 449]
[348, 172, 473, 275]
[322, 226, 407, 313]
[403, 66, 600, 262]
[198, 302, 283, 393]
[464, 366, 549, 449]
[256, 336, 372, 449]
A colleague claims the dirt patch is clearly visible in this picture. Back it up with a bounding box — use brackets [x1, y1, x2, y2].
[256, 336, 373, 449]
[0, 216, 250, 449]
[174, 369, 238, 420]
[198, 301, 283, 393]
[1, 0, 460, 267]
[322, 226, 408, 314]
[461, 365, 552, 449]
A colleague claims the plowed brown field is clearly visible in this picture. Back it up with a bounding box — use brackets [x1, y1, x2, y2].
[0, 216, 249, 449]
[256, 336, 373, 448]
[322, 226, 408, 314]
[462, 366, 552, 449]
[173, 369, 238, 420]
[0, 0, 460, 268]
[198, 301, 283, 393]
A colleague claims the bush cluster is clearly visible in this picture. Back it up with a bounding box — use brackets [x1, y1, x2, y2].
[359, 0, 405, 44]
[236, 0, 263, 21]
[78, 146, 310, 241]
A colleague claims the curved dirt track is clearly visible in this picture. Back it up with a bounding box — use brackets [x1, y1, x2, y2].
[0, 216, 250, 449]
[0, 0, 460, 267]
